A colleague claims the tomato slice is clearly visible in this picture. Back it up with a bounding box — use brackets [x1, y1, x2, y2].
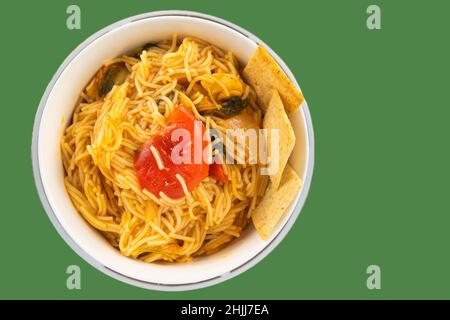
[134, 106, 209, 199]
[209, 163, 227, 182]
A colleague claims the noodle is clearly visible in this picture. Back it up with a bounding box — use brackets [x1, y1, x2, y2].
[61, 35, 265, 263]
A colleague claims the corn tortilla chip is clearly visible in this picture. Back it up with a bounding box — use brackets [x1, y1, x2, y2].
[252, 164, 302, 240]
[263, 90, 296, 189]
[243, 45, 304, 114]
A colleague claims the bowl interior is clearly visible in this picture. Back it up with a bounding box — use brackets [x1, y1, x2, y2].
[37, 15, 309, 285]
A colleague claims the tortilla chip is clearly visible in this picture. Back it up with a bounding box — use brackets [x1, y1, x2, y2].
[252, 164, 302, 240]
[263, 90, 296, 189]
[243, 45, 304, 114]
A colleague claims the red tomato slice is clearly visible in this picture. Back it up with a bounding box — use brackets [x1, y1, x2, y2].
[134, 106, 209, 199]
[209, 163, 227, 182]
[166, 105, 196, 124]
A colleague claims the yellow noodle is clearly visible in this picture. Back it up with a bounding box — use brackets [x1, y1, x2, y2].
[61, 35, 266, 263]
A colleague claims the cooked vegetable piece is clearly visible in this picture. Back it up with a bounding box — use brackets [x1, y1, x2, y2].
[220, 96, 247, 116]
[210, 163, 227, 182]
[200, 73, 243, 102]
[99, 63, 129, 96]
[223, 112, 259, 131]
[222, 111, 259, 164]
[134, 106, 209, 199]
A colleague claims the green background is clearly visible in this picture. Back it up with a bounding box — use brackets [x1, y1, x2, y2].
[1, 0, 449, 299]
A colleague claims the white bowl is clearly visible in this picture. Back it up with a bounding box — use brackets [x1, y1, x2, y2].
[32, 10, 315, 291]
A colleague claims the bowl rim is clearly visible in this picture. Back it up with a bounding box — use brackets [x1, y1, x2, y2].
[31, 10, 315, 291]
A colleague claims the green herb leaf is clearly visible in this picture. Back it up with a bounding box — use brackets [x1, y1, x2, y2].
[99, 63, 129, 96]
[220, 96, 247, 116]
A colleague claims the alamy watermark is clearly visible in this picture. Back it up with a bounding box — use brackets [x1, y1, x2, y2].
[66, 5, 81, 30]
[367, 5, 381, 30]
[167, 122, 280, 176]
[66, 265, 81, 290]
[366, 265, 381, 290]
